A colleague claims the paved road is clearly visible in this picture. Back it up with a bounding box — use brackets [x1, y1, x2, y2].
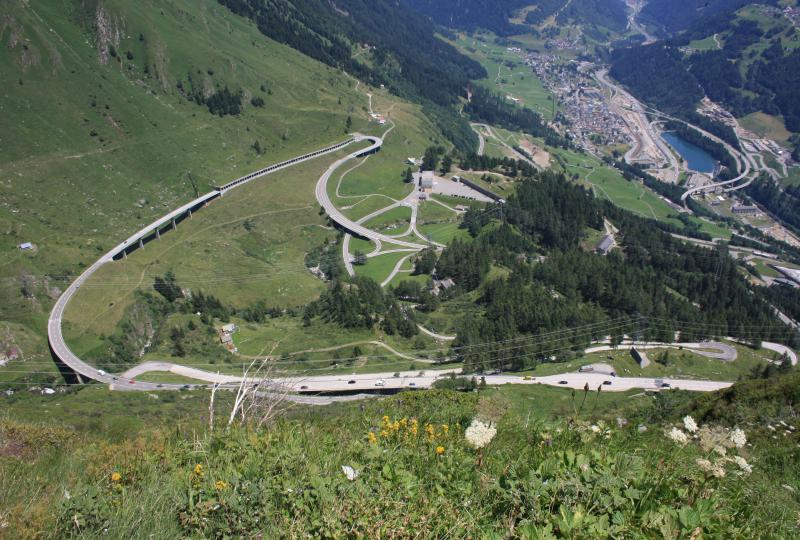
[314, 132, 426, 250]
[48, 137, 367, 390]
[585, 341, 738, 362]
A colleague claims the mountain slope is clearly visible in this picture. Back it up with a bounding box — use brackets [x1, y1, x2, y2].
[0, 0, 444, 381]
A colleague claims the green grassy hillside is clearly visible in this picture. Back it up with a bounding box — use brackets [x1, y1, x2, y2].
[1, 375, 798, 537]
[0, 0, 446, 384]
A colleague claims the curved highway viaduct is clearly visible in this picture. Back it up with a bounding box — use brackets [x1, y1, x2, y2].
[314, 135, 427, 250]
[48, 136, 371, 388]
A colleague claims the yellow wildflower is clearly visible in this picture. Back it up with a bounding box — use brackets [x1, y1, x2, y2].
[393, 421, 400, 432]
[441, 424, 449, 435]
[368, 432, 378, 444]
[435, 446, 445, 455]
[194, 464, 204, 476]
[110, 472, 122, 483]
[380, 430, 390, 438]
[215, 480, 227, 490]
[382, 415, 390, 424]
[400, 418, 408, 428]
[425, 423, 435, 441]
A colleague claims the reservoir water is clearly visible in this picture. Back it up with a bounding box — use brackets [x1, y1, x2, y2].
[661, 132, 717, 174]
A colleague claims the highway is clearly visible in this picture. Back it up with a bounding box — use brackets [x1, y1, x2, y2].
[48, 136, 368, 390]
[314, 133, 427, 250]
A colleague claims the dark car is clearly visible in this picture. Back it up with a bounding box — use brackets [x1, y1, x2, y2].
[156, 384, 163, 388]
[300, 385, 309, 390]
[408, 382, 416, 387]
[348, 380, 356, 384]
[558, 380, 568, 385]
[129, 380, 136, 384]
[661, 382, 671, 388]
[603, 380, 612, 386]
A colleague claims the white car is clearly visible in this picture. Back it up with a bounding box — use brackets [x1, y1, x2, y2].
[97, 369, 107, 376]
[374, 379, 386, 387]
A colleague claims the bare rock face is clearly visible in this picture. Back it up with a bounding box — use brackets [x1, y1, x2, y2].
[94, 4, 122, 66]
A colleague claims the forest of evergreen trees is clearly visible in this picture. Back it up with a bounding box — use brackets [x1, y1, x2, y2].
[434, 173, 793, 372]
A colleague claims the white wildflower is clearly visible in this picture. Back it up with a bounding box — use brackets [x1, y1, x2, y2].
[590, 425, 601, 433]
[465, 418, 497, 449]
[780, 421, 788, 427]
[668, 427, 689, 445]
[730, 428, 747, 449]
[767, 424, 775, 431]
[711, 464, 726, 478]
[696, 459, 713, 473]
[341, 465, 358, 481]
[713, 445, 727, 457]
[616, 417, 628, 428]
[637, 424, 648, 433]
[783, 484, 795, 492]
[733, 456, 752, 475]
[683, 416, 699, 433]
[580, 463, 590, 472]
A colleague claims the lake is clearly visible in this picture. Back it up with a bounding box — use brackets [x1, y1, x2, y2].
[662, 132, 717, 174]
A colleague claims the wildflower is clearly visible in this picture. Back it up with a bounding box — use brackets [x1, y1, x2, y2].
[733, 456, 752, 475]
[341, 465, 358, 481]
[441, 424, 449, 435]
[711, 464, 726, 478]
[713, 445, 727, 457]
[683, 416, 699, 433]
[637, 424, 648, 433]
[580, 463, 590, 473]
[696, 459, 713, 473]
[590, 425, 601, 433]
[380, 430, 389, 438]
[367, 432, 378, 444]
[214, 480, 227, 490]
[465, 418, 497, 449]
[667, 427, 689, 446]
[382, 415, 390, 424]
[193, 464, 204, 476]
[730, 428, 747, 449]
[435, 446, 445, 455]
[425, 423, 436, 442]
[616, 417, 628, 428]
[110, 472, 122, 483]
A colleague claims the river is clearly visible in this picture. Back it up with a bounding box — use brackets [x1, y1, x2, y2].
[662, 132, 717, 174]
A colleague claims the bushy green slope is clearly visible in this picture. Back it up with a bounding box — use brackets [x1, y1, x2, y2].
[2, 383, 798, 537]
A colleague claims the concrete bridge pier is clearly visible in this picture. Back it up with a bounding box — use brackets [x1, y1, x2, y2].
[156, 228, 161, 240]
[171, 218, 176, 230]
[188, 209, 192, 219]
[138, 238, 144, 249]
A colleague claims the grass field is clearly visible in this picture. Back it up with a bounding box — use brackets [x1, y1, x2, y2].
[355, 251, 413, 284]
[739, 112, 792, 143]
[361, 205, 413, 233]
[451, 33, 556, 120]
[548, 145, 732, 239]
